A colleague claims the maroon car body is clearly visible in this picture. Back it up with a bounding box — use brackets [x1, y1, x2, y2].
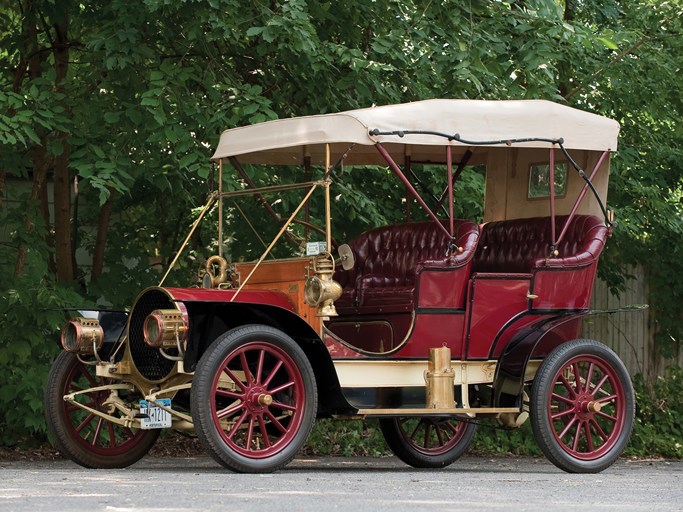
[45, 100, 635, 474]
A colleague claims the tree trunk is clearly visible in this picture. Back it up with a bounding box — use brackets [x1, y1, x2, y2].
[52, 8, 74, 283]
[14, 143, 50, 277]
[13, 0, 49, 278]
[91, 192, 113, 283]
[558, 0, 575, 99]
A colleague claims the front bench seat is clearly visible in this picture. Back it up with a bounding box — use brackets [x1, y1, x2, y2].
[335, 219, 479, 310]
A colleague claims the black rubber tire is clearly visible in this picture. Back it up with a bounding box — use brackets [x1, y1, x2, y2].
[380, 416, 476, 468]
[530, 339, 635, 473]
[191, 324, 317, 473]
[44, 352, 160, 468]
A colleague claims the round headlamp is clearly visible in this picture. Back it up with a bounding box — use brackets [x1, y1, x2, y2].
[143, 309, 187, 349]
[61, 317, 104, 355]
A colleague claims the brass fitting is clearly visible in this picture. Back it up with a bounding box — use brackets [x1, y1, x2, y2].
[304, 252, 342, 317]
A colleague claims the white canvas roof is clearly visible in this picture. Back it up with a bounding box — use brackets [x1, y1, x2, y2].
[211, 99, 619, 165]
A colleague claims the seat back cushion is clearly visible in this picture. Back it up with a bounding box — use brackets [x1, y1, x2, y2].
[472, 215, 607, 274]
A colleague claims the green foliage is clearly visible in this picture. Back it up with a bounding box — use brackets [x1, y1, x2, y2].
[304, 419, 388, 457]
[627, 366, 683, 458]
[0, 0, 682, 449]
[470, 422, 543, 457]
[0, 280, 85, 446]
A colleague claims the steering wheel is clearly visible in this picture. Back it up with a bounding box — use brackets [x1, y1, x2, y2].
[204, 255, 230, 288]
[284, 219, 339, 250]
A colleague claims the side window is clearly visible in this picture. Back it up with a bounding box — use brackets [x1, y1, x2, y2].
[528, 163, 567, 199]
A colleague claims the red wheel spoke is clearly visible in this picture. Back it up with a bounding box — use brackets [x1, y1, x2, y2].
[551, 392, 574, 405]
[590, 418, 610, 441]
[585, 363, 595, 392]
[107, 422, 116, 448]
[596, 394, 617, 405]
[217, 401, 244, 419]
[409, 420, 422, 441]
[268, 380, 294, 395]
[571, 421, 582, 452]
[79, 368, 98, 387]
[216, 389, 243, 400]
[222, 367, 247, 392]
[255, 349, 266, 384]
[572, 363, 583, 393]
[257, 415, 271, 448]
[226, 410, 249, 440]
[239, 351, 254, 385]
[583, 421, 594, 452]
[270, 400, 296, 412]
[76, 413, 96, 433]
[592, 374, 609, 396]
[262, 360, 284, 388]
[596, 410, 617, 423]
[264, 409, 287, 434]
[434, 425, 445, 447]
[551, 408, 575, 420]
[558, 374, 577, 398]
[245, 415, 256, 449]
[91, 418, 104, 446]
[444, 421, 460, 437]
[558, 415, 578, 439]
[423, 422, 432, 448]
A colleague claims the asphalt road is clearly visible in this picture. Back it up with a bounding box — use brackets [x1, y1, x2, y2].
[1, 455, 681, 512]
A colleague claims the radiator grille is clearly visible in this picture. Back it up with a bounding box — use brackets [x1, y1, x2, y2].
[129, 289, 178, 381]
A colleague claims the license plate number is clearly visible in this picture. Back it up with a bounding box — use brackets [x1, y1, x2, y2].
[139, 399, 172, 429]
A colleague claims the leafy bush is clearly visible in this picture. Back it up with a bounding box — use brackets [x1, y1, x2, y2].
[303, 419, 388, 457]
[626, 366, 683, 458]
[0, 280, 83, 447]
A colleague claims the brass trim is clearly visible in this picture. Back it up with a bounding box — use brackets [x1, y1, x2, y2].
[324, 312, 417, 357]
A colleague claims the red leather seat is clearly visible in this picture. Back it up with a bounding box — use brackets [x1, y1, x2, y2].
[472, 215, 608, 274]
[334, 220, 479, 310]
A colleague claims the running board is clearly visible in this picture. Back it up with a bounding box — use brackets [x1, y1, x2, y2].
[356, 407, 520, 417]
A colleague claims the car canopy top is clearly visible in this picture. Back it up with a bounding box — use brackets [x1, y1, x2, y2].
[211, 99, 620, 166]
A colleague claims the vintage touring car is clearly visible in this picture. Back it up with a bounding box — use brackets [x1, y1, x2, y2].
[45, 99, 635, 474]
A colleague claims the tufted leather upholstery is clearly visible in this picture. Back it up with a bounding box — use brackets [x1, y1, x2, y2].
[334, 220, 479, 309]
[472, 215, 607, 274]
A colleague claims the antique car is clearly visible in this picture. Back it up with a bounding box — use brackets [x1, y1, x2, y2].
[44, 99, 634, 474]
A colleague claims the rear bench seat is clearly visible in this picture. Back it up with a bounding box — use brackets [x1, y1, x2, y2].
[472, 214, 608, 274]
[334, 220, 479, 311]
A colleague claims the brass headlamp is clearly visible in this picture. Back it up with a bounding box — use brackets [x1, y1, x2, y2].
[304, 252, 342, 317]
[143, 309, 188, 349]
[61, 317, 104, 355]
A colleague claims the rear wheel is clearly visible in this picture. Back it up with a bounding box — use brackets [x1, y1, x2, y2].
[191, 325, 317, 473]
[530, 339, 634, 473]
[380, 416, 476, 468]
[44, 352, 159, 468]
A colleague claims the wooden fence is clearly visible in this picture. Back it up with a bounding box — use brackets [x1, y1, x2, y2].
[581, 265, 682, 384]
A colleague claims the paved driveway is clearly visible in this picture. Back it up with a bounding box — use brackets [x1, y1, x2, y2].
[1, 456, 681, 512]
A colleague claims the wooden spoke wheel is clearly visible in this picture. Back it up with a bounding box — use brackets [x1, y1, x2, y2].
[44, 352, 159, 468]
[379, 416, 476, 468]
[531, 339, 635, 473]
[191, 325, 317, 473]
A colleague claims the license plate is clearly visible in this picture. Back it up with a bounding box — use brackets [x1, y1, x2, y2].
[139, 399, 172, 429]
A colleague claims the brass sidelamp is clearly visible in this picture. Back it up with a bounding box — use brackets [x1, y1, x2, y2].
[304, 252, 342, 317]
[61, 317, 104, 355]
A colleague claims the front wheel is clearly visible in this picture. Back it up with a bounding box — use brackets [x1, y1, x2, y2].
[530, 339, 635, 473]
[191, 325, 317, 473]
[379, 416, 476, 468]
[44, 352, 159, 468]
